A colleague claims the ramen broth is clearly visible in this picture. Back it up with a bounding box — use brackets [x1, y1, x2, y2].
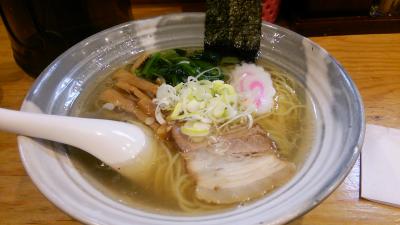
[68, 53, 315, 215]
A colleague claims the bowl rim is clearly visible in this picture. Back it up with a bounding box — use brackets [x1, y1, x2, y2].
[18, 12, 365, 225]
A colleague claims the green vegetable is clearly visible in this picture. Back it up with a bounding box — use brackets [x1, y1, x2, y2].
[135, 49, 227, 86]
[174, 48, 187, 56]
[141, 52, 160, 79]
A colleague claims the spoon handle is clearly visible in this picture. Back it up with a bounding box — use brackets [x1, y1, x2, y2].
[0, 108, 85, 144]
[0, 108, 148, 166]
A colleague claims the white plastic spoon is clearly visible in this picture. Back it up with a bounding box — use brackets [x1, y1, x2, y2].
[0, 108, 155, 178]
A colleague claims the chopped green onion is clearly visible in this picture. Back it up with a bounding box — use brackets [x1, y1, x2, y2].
[153, 76, 255, 137]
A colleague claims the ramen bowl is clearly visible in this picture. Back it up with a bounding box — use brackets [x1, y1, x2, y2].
[18, 13, 364, 225]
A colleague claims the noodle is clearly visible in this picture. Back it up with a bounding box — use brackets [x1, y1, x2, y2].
[143, 142, 225, 212]
[255, 69, 307, 158]
[69, 56, 312, 215]
[130, 67, 308, 213]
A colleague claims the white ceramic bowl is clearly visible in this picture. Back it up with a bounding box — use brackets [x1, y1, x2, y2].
[19, 13, 364, 225]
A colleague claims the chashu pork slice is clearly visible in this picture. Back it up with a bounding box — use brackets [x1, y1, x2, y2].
[172, 125, 296, 204]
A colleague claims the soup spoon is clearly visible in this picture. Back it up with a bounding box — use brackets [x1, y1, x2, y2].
[0, 108, 154, 176]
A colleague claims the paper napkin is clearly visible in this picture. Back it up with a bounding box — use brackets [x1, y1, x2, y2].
[361, 124, 400, 207]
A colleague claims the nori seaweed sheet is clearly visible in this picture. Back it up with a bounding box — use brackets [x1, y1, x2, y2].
[204, 0, 262, 61]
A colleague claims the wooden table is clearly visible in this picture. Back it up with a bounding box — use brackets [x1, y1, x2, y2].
[1, 9, 400, 225]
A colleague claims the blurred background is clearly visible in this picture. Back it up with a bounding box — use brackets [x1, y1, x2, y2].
[1, 0, 399, 77]
[130, 0, 400, 36]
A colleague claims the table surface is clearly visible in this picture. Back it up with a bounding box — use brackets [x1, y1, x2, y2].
[1, 8, 400, 225]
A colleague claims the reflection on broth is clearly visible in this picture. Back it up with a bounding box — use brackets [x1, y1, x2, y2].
[69, 48, 315, 215]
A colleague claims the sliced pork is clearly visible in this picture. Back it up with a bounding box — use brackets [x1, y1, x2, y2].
[172, 125, 296, 204]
